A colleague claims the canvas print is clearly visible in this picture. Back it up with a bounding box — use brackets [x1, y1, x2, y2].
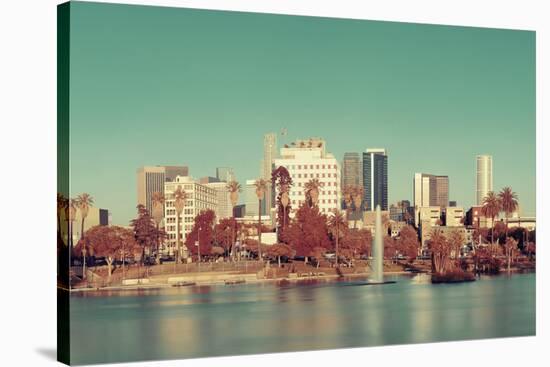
[57, 1, 536, 365]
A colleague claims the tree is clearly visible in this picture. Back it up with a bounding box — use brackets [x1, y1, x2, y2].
[66, 199, 77, 269]
[57, 193, 70, 287]
[481, 192, 501, 244]
[396, 225, 420, 261]
[75, 225, 139, 284]
[383, 236, 397, 260]
[341, 228, 372, 260]
[272, 166, 293, 239]
[311, 246, 327, 268]
[185, 210, 216, 258]
[328, 210, 346, 267]
[498, 187, 519, 236]
[351, 185, 364, 229]
[525, 242, 536, 259]
[304, 178, 322, 207]
[429, 229, 451, 274]
[130, 204, 157, 265]
[213, 217, 240, 257]
[173, 185, 188, 264]
[342, 185, 354, 220]
[504, 237, 518, 272]
[75, 193, 94, 241]
[254, 178, 268, 262]
[281, 203, 331, 263]
[446, 229, 465, 269]
[57, 193, 69, 247]
[266, 243, 294, 267]
[151, 191, 165, 263]
[226, 180, 242, 260]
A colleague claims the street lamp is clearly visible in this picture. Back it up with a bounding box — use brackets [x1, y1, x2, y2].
[196, 224, 201, 273]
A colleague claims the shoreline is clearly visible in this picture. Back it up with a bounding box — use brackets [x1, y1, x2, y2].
[67, 270, 413, 293]
[66, 267, 535, 294]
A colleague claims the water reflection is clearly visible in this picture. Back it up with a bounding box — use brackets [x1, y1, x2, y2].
[70, 273, 535, 365]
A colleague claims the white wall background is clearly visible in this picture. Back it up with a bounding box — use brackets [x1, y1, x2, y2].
[0, 1, 547, 366]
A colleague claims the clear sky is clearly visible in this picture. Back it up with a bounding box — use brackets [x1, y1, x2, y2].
[67, 1, 536, 225]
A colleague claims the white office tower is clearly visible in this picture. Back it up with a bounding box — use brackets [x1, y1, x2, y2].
[273, 138, 341, 217]
[476, 155, 493, 205]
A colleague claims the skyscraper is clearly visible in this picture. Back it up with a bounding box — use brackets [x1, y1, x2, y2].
[262, 133, 278, 215]
[342, 152, 362, 188]
[362, 149, 388, 211]
[216, 167, 235, 183]
[476, 155, 493, 205]
[137, 165, 189, 215]
[413, 173, 449, 225]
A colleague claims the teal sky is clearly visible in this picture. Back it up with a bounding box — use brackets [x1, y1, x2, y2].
[68, 1, 536, 225]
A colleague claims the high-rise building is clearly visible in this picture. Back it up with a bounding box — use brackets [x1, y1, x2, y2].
[205, 181, 232, 221]
[137, 165, 189, 215]
[244, 179, 265, 218]
[342, 152, 362, 188]
[216, 167, 235, 183]
[164, 166, 189, 182]
[434, 175, 449, 208]
[262, 133, 278, 215]
[199, 176, 220, 184]
[273, 138, 341, 216]
[476, 155, 493, 205]
[164, 176, 217, 255]
[413, 173, 449, 225]
[362, 148, 388, 211]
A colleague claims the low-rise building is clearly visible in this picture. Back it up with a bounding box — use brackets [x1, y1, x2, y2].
[274, 138, 341, 216]
[445, 207, 464, 227]
[362, 210, 390, 235]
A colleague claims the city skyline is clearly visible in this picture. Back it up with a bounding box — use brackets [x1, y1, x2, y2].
[67, 3, 536, 225]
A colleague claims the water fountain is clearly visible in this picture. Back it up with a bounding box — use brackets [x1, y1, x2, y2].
[371, 204, 384, 283]
[348, 204, 395, 286]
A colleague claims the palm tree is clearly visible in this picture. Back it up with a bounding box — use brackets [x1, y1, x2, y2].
[226, 180, 242, 260]
[481, 192, 501, 244]
[254, 178, 268, 262]
[498, 187, 519, 236]
[66, 199, 77, 272]
[173, 185, 188, 264]
[57, 193, 69, 245]
[504, 237, 518, 272]
[151, 191, 165, 263]
[328, 210, 346, 268]
[352, 185, 364, 229]
[75, 193, 94, 241]
[304, 178, 322, 207]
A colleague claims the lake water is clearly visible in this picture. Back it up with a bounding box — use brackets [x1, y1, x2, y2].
[70, 273, 535, 365]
